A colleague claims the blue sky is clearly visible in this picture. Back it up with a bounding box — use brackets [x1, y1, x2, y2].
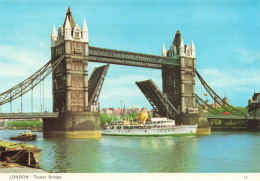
[0, 0, 259, 112]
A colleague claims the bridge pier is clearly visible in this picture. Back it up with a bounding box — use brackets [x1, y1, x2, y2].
[248, 119, 260, 132]
[175, 113, 211, 135]
[43, 112, 101, 139]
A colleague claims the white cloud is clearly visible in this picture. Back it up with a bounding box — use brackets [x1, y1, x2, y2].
[0, 44, 49, 71]
[100, 87, 141, 99]
[105, 74, 161, 86]
[233, 48, 260, 64]
[200, 68, 260, 89]
[0, 43, 51, 91]
[0, 62, 34, 77]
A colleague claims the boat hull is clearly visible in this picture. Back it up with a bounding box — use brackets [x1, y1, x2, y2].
[9, 135, 37, 141]
[0, 149, 42, 164]
[101, 125, 197, 137]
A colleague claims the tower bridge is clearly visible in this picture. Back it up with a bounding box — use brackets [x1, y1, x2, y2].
[0, 8, 259, 137]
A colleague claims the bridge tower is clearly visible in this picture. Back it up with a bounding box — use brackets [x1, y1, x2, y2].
[162, 30, 197, 115]
[162, 31, 210, 134]
[43, 8, 101, 138]
[161, 31, 201, 127]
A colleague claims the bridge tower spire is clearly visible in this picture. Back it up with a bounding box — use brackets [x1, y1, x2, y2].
[161, 43, 166, 57]
[179, 37, 184, 56]
[64, 15, 72, 40]
[81, 18, 88, 42]
[51, 25, 58, 47]
[191, 39, 196, 58]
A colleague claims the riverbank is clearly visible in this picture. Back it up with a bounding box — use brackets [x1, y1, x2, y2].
[6, 120, 42, 131]
[0, 161, 48, 173]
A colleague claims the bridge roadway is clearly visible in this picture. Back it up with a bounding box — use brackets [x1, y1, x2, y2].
[207, 114, 260, 120]
[0, 112, 58, 119]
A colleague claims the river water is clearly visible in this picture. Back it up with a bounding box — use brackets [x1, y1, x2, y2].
[0, 130, 259, 173]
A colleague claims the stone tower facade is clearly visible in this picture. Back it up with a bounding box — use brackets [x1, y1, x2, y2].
[44, 8, 100, 139]
[51, 8, 89, 112]
[162, 30, 197, 116]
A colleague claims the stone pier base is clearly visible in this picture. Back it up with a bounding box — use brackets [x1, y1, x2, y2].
[43, 111, 101, 139]
[43, 130, 101, 139]
[248, 119, 260, 132]
[175, 113, 211, 135]
[197, 114, 211, 135]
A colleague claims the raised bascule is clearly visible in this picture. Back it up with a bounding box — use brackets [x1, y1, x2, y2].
[0, 8, 259, 138]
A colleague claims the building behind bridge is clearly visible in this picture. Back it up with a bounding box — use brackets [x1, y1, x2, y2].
[204, 96, 229, 109]
[101, 106, 148, 116]
[248, 92, 260, 113]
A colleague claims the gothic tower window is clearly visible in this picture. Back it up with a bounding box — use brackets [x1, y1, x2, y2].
[73, 24, 81, 40]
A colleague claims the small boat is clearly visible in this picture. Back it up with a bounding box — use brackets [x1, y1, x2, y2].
[31, 128, 43, 132]
[9, 132, 37, 141]
[0, 140, 41, 165]
[101, 117, 197, 136]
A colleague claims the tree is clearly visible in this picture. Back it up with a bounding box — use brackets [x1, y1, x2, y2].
[129, 112, 138, 120]
[100, 113, 110, 127]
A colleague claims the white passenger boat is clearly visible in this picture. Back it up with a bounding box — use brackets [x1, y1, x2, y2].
[101, 117, 197, 136]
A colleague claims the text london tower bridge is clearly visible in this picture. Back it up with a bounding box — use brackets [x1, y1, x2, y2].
[1, 8, 257, 138]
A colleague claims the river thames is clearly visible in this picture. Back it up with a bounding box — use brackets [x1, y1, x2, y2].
[0, 130, 259, 173]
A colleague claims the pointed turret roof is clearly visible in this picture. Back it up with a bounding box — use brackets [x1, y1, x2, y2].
[180, 37, 184, 48]
[161, 43, 166, 56]
[64, 15, 71, 29]
[252, 92, 260, 100]
[171, 30, 183, 54]
[82, 18, 88, 32]
[191, 39, 195, 49]
[63, 7, 76, 29]
[51, 25, 57, 37]
[172, 30, 182, 48]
